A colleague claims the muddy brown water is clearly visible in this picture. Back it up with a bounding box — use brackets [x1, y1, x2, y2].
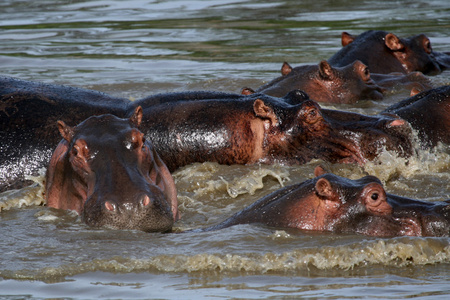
[0, 1, 449, 299]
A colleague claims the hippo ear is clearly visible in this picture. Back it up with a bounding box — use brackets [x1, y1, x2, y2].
[130, 106, 143, 127]
[253, 99, 278, 126]
[57, 120, 75, 142]
[314, 165, 327, 177]
[341, 32, 355, 47]
[315, 178, 334, 199]
[410, 87, 421, 97]
[385, 33, 405, 51]
[281, 62, 293, 76]
[241, 87, 255, 95]
[318, 61, 335, 80]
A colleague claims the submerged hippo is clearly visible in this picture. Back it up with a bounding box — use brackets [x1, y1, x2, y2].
[46, 106, 179, 232]
[383, 85, 450, 148]
[134, 90, 413, 172]
[250, 60, 384, 104]
[198, 166, 450, 237]
[328, 30, 442, 75]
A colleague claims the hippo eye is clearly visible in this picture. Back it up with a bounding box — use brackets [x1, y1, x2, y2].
[363, 183, 392, 216]
[364, 67, 370, 77]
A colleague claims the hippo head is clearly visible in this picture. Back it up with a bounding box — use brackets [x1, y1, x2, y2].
[256, 92, 413, 165]
[252, 60, 383, 104]
[305, 166, 396, 235]
[284, 60, 384, 104]
[326, 60, 384, 103]
[45, 106, 179, 232]
[340, 31, 441, 75]
[395, 33, 442, 75]
[300, 166, 449, 236]
[205, 166, 447, 237]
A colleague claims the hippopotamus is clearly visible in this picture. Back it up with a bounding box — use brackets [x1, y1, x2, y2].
[1, 76, 447, 193]
[249, 60, 384, 104]
[133, 90, 413, 172]
[198, 166, 450, 237]
[328, 30, 442, 75]
[0, 76, 129, 191]
[383, 85, 450, 148]
[45, 106, 179, 232]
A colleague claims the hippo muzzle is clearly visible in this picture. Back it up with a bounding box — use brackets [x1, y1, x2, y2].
[389, 196, 450, 237]
[82, 185, 174, 232]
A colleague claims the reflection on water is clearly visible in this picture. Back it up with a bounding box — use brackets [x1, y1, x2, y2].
[0, 0, 449, 299]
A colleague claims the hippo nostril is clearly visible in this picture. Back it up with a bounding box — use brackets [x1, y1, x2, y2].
[105, 201, 116, 212]
[389, 119, 406, 127]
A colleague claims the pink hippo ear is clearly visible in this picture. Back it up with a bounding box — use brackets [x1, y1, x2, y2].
[315, 177, 335, 199]
[130, 106, 143, 127]
[341, 31, 355, 47]
[281, 62, 293, 76]
[253, 99, 278, 126]
[241, 87, 255, 95]
[314, 165, 327, 177]
[420, 35, 432, 54]
[410, 87, 422, 97]
[57, 120, 75, 142]
[318, 61, 335, 80]
[385, 33, 405, 51]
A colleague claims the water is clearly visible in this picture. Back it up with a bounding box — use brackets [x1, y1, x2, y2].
[0, 0, 449, 299]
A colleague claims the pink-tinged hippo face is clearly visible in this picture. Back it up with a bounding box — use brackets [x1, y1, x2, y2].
[254, 60, 384, 104]
[202, 166, 449, 237]
[45, 106, 179, 232]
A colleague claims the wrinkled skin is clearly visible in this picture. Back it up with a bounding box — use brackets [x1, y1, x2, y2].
[383, 85, 450, 148]
[46, 107, 179, 232]
[0, 76, 129, 191]
[251, 60, 384, 104]
[134, 90, 413, 172]
[199, 166, 450, 237]
[328, 30, 442, 75]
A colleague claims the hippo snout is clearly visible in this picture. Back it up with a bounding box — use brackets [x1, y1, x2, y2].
[104, 194, 152, 214]
[83, 190, 174, 232]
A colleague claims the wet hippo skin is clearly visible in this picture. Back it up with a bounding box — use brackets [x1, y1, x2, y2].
[198, 166, 450, 237]
[1, 76, 448, 192]
[134, 90, 413, 172]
